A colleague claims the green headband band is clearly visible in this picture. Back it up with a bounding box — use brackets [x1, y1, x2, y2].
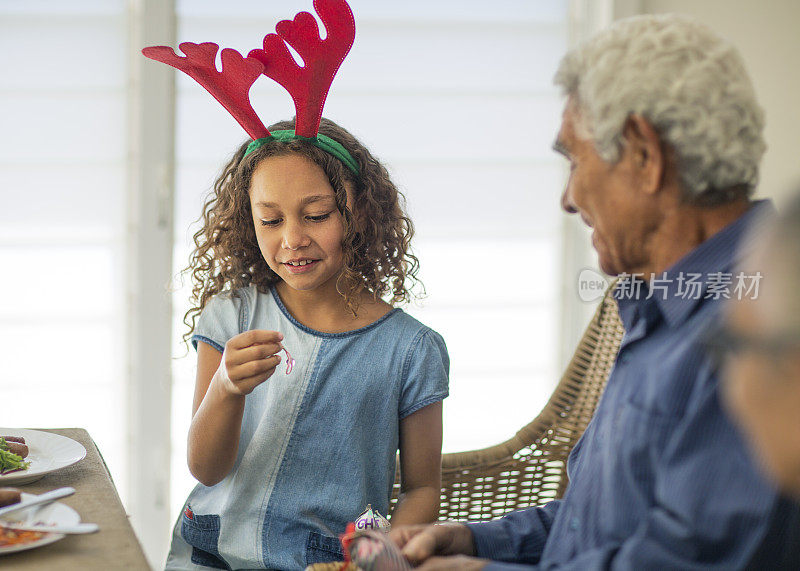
[244, 130, 360, 176]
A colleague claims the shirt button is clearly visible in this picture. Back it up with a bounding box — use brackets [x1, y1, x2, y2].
[570, 517, 579, 530]
[618, 352, 630, 364]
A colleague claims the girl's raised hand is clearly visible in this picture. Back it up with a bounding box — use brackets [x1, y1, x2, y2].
[214, 330, 284, 396]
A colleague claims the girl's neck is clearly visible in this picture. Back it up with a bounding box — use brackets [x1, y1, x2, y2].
[274, 281, 392, 334]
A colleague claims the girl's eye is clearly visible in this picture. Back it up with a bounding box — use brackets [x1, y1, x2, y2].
[307, 212, 332, 222]
[260, 218, 281, 227]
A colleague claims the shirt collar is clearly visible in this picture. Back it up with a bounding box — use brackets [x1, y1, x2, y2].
[615, 199, 775, 330]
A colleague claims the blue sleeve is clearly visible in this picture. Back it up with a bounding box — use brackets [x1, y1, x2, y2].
[468, 501, 561, 566]
[521, 375, 793, 570]
[190, 290, 247, 353]
[398, 328, 449, 419]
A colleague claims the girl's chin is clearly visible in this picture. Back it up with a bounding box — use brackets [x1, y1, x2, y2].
[275, 269, 342, 293]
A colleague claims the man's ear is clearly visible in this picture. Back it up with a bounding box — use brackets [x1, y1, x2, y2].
[622, 114, 664, 195]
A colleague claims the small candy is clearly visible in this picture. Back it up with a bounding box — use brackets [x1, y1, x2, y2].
[354, 504, 390, 533]
[283, 347, 296, 375]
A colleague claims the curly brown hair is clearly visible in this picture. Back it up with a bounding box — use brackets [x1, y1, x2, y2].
[182, 117, 420, 341]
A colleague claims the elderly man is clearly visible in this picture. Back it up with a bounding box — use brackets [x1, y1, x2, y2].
[389, 14, 800, 570]
[721, 193, 800, 499]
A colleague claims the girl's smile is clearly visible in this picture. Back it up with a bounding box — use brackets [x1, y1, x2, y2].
[283, 258, 321, 273]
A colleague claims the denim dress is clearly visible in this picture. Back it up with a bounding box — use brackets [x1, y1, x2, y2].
[165, 286, 449, 570]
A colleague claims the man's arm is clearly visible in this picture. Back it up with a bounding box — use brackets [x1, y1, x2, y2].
[391, 503, 561, 571]
[467, 500, 562, 565]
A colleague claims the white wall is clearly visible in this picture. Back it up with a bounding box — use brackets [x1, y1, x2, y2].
[642, 0, 800, 205]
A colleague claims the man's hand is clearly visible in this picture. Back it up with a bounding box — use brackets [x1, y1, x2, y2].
[415, 555, 490, 570]
[214, 330, 283, 396]
[389, 522, 476, 566]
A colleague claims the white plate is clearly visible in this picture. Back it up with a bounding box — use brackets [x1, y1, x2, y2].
[0, 492, 80, 555]
[0, 429, 86, 485]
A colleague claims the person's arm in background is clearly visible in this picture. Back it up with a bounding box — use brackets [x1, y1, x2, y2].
[390, 401, 443, 526]
[391, 328, 450, 525]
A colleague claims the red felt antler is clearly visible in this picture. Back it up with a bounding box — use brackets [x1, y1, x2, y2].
[248, 0, 355, 138]
[142, 42, 269, 140]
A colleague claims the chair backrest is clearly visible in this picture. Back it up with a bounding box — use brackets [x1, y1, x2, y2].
[389, 284, 624, 521]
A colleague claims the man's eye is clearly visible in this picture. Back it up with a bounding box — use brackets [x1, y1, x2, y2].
[260, 218, 281, 227]
[307, 213, 332, 222]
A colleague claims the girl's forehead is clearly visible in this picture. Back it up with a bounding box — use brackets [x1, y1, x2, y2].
[249, 154, 336, 203]
[249, 153, 355, 209]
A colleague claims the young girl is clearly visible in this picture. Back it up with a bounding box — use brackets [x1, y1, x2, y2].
[165, 117, 449, 570]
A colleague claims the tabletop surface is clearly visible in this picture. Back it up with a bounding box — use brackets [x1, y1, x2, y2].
[1, 428, 151, 570]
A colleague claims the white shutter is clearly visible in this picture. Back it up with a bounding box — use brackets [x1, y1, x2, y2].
[0, 0, 129, 497]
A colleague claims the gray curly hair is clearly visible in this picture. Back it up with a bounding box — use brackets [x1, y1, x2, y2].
[554, 14, 766, 205]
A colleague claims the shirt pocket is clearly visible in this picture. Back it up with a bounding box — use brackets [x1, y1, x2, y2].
[181, 509, 231, 570]
[610, 399, 676, 468]
[305, 530, 344, 565]
[600, 400, 677, 536]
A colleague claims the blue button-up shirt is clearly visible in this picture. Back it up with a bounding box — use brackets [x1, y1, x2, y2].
[469, 201, 800, 569]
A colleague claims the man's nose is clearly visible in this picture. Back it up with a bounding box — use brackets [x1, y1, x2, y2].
[281, 221, 311, 250]
[561, 187, 578, 214]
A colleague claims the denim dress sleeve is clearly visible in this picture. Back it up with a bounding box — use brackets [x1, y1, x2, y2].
[190, 290, 248, 353]
[399, 328, 450, 419]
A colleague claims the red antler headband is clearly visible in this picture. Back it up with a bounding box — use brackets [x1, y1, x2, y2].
[142, 0, 359, 175]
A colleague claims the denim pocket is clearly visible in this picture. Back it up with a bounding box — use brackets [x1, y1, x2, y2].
[181, 510, 230, 570]
[306, 530, 344, 565]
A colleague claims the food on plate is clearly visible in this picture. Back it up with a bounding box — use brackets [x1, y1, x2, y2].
[3, 441, 28, 459]
[0, 482, 51, 550]
[0, 450, 29, 475]
[0, 527, 45, 548]
[0, 437, 28, 458]
[0, 438, 30, 475]
[0, 488, 21, 508]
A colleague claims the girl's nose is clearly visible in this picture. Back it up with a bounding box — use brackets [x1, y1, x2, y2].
[281, 222, 311, 251]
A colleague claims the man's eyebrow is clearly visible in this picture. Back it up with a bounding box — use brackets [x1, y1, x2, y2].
[254, 194, 335, 209]
[552, 139, 570, 157]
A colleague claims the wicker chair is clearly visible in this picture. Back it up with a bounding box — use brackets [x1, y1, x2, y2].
[390, 284, 624, 521]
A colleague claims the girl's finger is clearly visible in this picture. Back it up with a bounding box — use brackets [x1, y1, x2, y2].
[226, 343, 282, 366]
[228, 329, 283, 350]
[229, 355, 280, 381]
